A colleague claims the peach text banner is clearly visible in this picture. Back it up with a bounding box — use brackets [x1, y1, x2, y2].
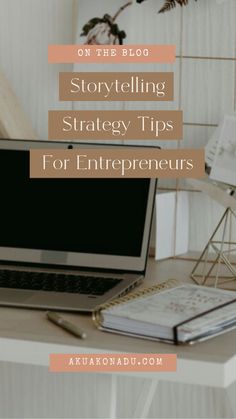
[59, 72, 174, 102]
[48, 110, 183, 141]
[49, 353, 177, 372]
[48, 45, 176, 64]
[30, 148, 205, 179]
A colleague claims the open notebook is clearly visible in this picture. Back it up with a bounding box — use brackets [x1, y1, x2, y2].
[93, 280, 236, 345]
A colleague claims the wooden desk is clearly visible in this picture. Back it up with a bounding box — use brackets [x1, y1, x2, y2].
[0, 256, 236, 418]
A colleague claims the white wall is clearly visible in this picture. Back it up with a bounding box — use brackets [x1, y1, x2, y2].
[0, 0, 235, 250]
[0, 0, 74, 140]
[75, 0, 236, 251]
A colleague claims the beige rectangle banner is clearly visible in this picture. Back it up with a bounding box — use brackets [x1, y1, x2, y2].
[30, 148, 205, 179]
[48, 110, 183, 141]
[48, 45, 176, 64]
[49, 353, 177, 372]
[59, 72, 174, 101]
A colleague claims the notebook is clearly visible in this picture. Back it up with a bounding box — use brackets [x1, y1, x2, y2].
[0, 139, 156, 312]
[93, 279, 236, 344]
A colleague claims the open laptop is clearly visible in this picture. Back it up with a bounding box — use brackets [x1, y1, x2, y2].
[0, 139, 156, 312]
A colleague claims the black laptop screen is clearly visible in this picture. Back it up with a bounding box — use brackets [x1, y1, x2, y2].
[0, 149, 150, 257]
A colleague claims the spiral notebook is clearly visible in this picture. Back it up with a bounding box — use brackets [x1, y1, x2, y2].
[93, 279, 236, 345]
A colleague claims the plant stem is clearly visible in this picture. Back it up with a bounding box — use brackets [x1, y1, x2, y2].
[113, 1, 133, 22]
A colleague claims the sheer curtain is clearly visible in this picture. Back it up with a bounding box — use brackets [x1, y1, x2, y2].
[73, 0, 181, 185]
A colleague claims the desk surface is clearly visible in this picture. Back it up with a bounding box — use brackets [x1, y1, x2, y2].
[0, 255, 236, 388]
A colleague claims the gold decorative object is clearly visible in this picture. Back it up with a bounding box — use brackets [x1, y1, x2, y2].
[191, 208, 236, 290]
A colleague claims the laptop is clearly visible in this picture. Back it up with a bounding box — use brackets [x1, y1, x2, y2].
[0, 139, 156, 312]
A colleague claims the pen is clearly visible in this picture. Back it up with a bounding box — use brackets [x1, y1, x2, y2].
[46, 311, 87, 339]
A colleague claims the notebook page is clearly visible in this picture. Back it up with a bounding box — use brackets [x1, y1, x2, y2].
[205, 126, 220, 167]
[103, 284, 236, 333]
[210, 115, 236, 187]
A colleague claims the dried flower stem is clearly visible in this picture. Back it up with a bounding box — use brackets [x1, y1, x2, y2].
[113, 1, 133, 22]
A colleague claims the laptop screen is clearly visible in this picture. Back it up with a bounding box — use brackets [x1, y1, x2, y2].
[0, 141, 156, 272]
[0, 149, 150, 258]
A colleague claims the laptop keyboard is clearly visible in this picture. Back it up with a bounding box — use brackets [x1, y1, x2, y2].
[0, 269, 121, 296]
